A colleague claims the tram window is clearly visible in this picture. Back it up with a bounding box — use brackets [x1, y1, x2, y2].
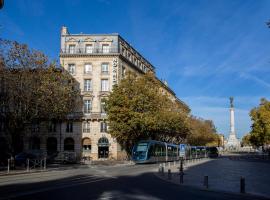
[137, 143, 148, 151]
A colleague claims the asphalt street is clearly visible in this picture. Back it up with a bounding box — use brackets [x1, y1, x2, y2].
[0, 162, 268, 200]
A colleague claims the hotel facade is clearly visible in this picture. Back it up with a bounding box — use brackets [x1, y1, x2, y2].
[0, 27, 188, 160]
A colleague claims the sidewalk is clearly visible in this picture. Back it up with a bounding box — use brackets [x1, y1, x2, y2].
[155, 157, 270, 198]
[0, 160, 134, 176]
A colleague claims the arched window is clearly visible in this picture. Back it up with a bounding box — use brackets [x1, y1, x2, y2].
[98, 137, 109, 147]
[82, 138, 91, 151]
[47, 137, 57, 154]
[64, 137, 74, 151]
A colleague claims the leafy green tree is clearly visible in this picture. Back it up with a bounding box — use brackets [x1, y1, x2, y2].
[241, 133, 252, 147]
[249, 98, 270, 148]
[0, 39, 80, 154]
[187, 117, 219, 146]
[105, 72, 190, 155]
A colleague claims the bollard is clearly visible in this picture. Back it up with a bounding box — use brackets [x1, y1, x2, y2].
[174, 161, 176, 167]
[40, 159, 43, 170]
[27, 159, 30, 172]
[240, 177, 245, 193]
[180, 172, 184, 184]
[7, 159, 10, 174]
[161, 166, 164, 176]
[168, 162, 171, 169]
[168, 169, 172, 180]
[44, 157, 46, 170]
[180, 159, 183, 173]
[204, 176, 209, 188]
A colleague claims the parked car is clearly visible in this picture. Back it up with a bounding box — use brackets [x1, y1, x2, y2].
[207, 147, 219, 158]
[46, 151, 59, 164]
[15, 150, 47, 167]
[53, 151, 77, 164]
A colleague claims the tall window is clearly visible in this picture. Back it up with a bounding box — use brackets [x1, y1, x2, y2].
[66, 121, 73, 133]
[84, 63, 92, 74]
[84, 79, 92, 91]
[102, 44, 109, 53]
[48, 121, 57, 133]
[122, 65, 126, 78]
[31, 120, 40, 133]
[85, 44, 93, 53]
[101, 79, 109, 91]
[68, 64, 76, 75]
[69, 45, 75, 54]
[100, 122, 107, 132]
[84, 100, 92, 113]
[101, 100, 106, 114]
[101, 63, 109, 74]
[83, 121, 90, 133]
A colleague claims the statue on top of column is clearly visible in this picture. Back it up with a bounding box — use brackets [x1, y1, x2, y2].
[230, 97, 234, 108]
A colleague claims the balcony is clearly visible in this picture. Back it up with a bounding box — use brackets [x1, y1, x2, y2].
[60, 47, 119, 55]
[84, 112, 107, 120]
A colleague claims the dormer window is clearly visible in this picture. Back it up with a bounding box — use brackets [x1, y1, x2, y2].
[69, 45, 75, 54]
[85, 44, 93, 53]
[102, 44, 109, 53]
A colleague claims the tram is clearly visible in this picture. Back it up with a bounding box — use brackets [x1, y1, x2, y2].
[132, 140, 211, 164]
[132, 140, 179, 163]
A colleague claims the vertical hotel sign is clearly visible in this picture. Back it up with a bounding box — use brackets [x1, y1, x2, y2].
[112, 57, 118, 85]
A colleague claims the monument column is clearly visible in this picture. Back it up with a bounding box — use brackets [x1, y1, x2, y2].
[230, 97, 235, 134]
[226, 97, 240, 149]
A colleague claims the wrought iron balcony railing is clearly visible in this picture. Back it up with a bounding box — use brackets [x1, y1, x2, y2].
[61, 47, 119, 55]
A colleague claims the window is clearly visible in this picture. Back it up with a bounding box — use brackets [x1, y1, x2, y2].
[68, 64, 76, 75]
[84, 100, 92, 113]
[122, 65, 126, 78]
[84, 79, 92, 91]
[100, 122, 107, 132]
[31, 121, 40, 133]
[85, 44, 93, 53]
[101, 79, 109, 91]
[64, 138, 74, 151]
[102, 44, 109, 53]
[84, 63, 92, 74]
[101, 63, 109, 74]
[101, 100, 106, 114]
[48, 121, 57, 133]
[83, 121, 90, 133]
[69, 45, 75, 54]
[0, 118, 5, 132]
[66, 121, 73, 133]
[82, 138, 91, 151]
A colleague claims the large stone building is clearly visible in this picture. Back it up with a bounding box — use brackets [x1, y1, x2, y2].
[0, 26, 188, 161]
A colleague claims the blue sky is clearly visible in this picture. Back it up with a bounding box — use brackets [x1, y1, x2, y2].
[1, 0, 270, 139]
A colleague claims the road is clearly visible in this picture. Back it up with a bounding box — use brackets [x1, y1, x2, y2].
[0, 161, 268, 200]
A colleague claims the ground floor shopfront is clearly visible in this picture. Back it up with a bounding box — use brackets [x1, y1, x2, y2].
[0, 121, 127, 161]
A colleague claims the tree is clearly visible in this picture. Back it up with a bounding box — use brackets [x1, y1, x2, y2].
[0, 39, 80, 154]
[241, 133, 252, 147]
[249, 98, 270, 148]
[105, 72, 190, 155]
[187, 117, 219, 146]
